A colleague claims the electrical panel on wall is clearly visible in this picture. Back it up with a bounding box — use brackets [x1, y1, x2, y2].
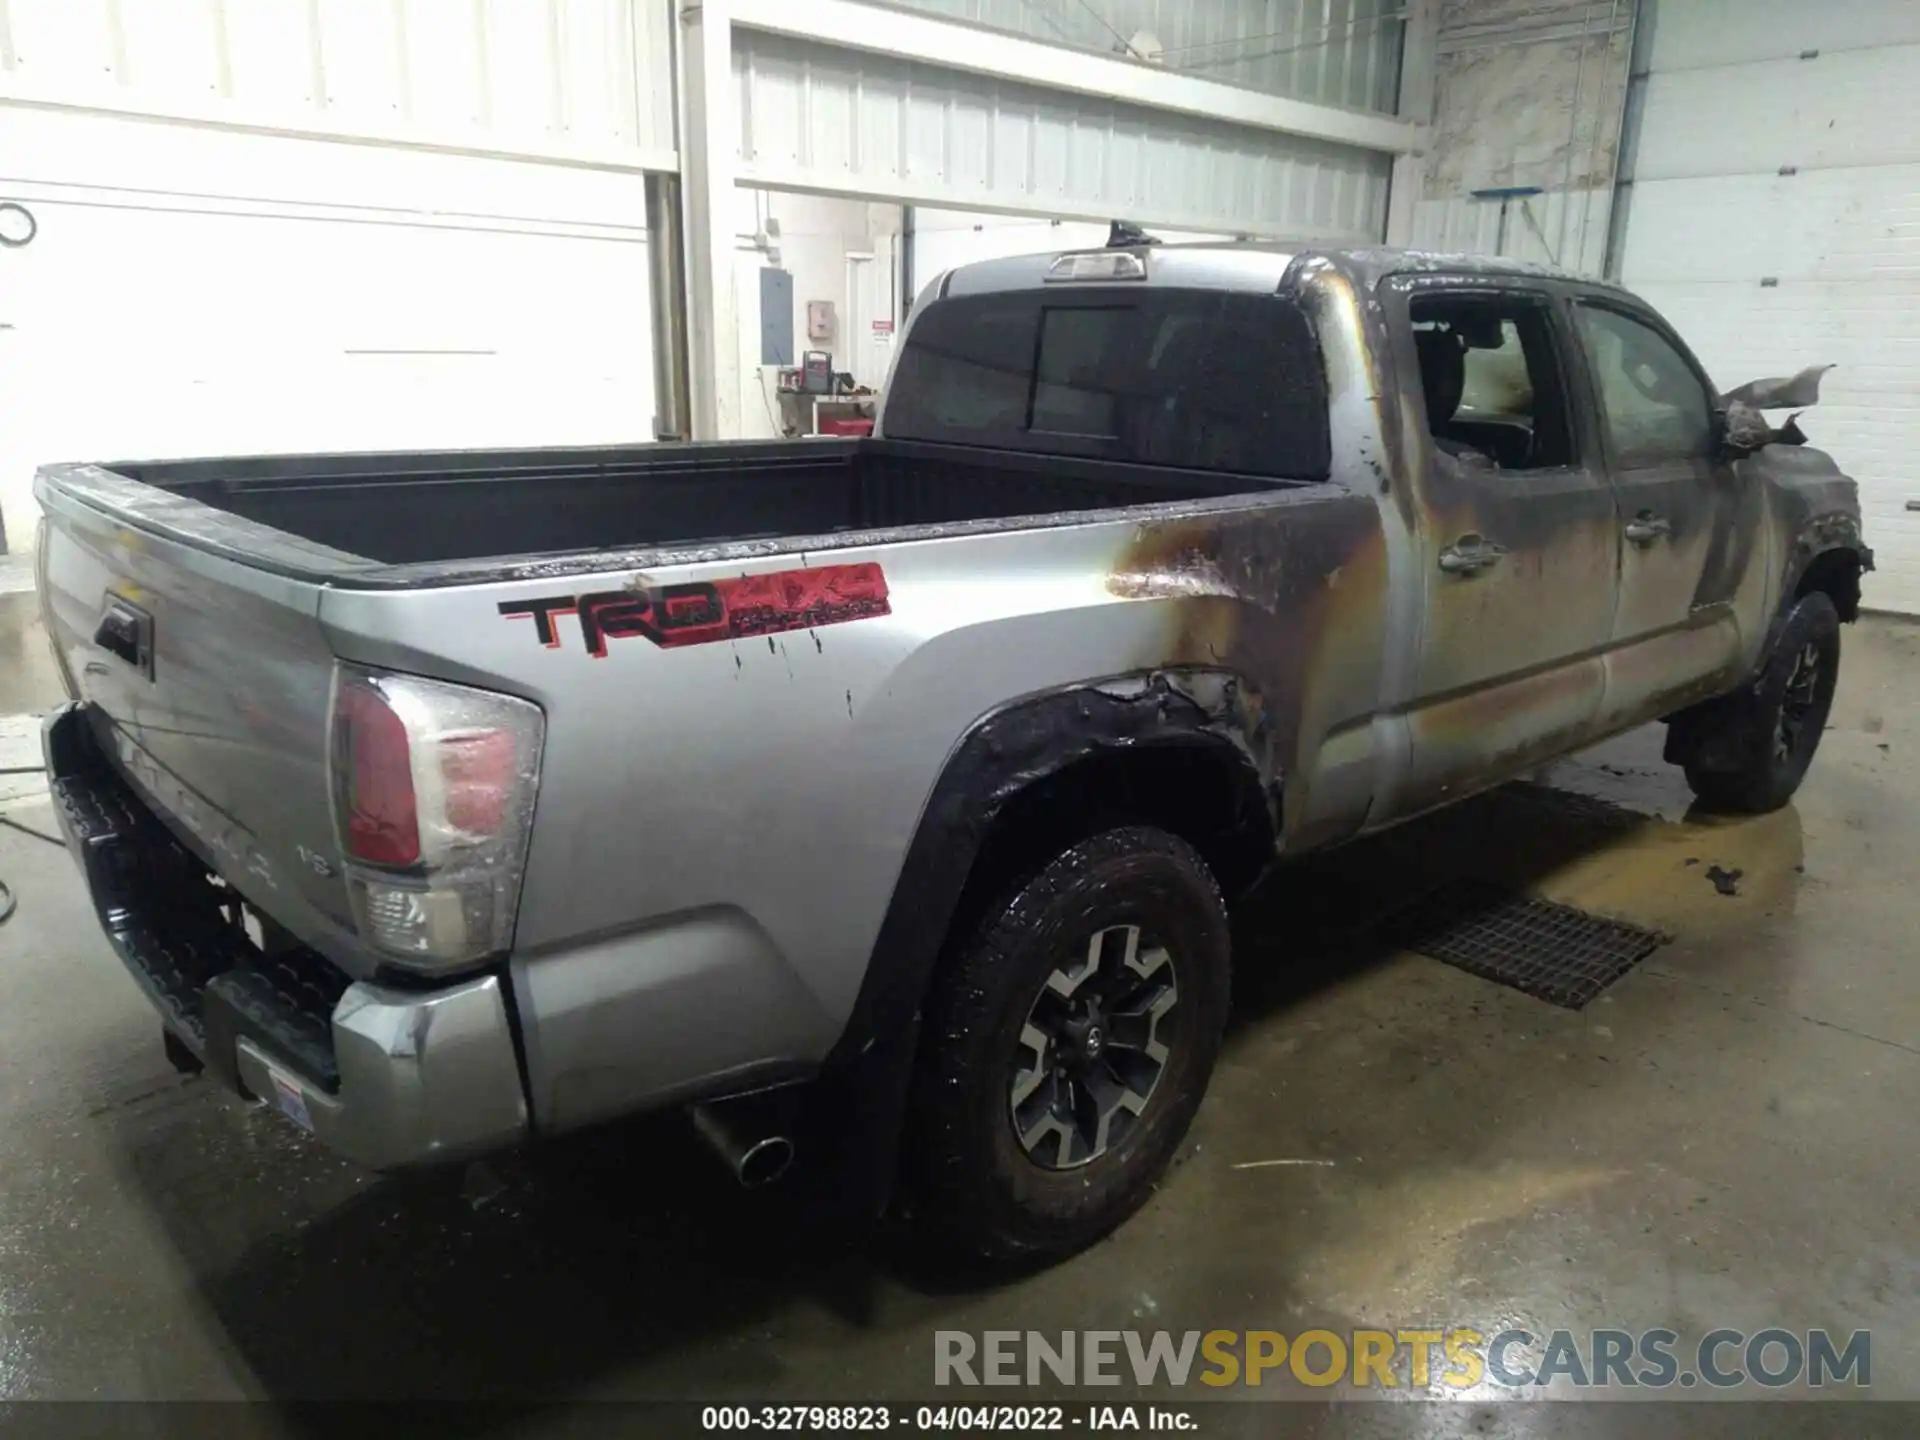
[760, 268, 794, 366]
[807, 300, 836, 344]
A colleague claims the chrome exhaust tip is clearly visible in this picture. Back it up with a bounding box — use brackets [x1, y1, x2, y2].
[691, 1102, 796, 1189]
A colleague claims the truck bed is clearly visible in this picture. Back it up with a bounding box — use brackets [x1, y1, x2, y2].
[105, 438, 1285, 569]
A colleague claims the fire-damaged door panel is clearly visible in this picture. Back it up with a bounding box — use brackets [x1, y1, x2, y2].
[1568, 299, 1763, 730]
[1383, 280, 1619, 820]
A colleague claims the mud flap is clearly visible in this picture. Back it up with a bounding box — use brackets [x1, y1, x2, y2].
[1663, 688, 1758, 775]
[798, 1012, 922, 1221]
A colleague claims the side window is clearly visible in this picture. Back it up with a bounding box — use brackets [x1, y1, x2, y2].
[1574, 304, 1713, 464]
[1409, 294, 1574, 472]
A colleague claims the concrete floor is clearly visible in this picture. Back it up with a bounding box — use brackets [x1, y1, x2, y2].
[1, 602, 1916, 1432]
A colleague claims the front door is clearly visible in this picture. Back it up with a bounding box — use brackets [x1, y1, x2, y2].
[1380, 280, 1621, 820]
[1566, 298, 1763, 726]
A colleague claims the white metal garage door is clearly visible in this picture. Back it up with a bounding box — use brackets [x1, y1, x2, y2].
[1617, 0, 1920, 613]
[0, 109, 654, 555]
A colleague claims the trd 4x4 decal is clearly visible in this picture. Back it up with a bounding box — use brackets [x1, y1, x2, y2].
[499, 562, 890, 658]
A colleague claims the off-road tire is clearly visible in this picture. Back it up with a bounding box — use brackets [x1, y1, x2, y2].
[1685, 591, 1841, 814]
[907, 826, 1231, 1263]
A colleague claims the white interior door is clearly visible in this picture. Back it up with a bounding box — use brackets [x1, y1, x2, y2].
[845, 252, 877, 389]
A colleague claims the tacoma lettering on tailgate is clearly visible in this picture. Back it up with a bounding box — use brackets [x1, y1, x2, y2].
[499, 562, 890, 658]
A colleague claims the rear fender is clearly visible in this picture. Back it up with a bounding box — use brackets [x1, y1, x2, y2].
[812, 668, 1278, 1214]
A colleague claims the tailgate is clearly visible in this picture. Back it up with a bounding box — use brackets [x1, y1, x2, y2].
[36, 476, 367, 974]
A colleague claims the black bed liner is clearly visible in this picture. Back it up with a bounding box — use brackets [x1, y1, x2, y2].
[55, 437, 1307, 585]
[121, 438, 1293, 566]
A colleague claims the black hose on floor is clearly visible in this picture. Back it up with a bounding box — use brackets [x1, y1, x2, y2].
[0, 760, 60, 924]
[0, 813, 61, 847]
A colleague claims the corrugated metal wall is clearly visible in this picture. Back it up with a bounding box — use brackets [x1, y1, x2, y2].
[1410, 183, 1611, 271]
[0, 0, 676, 163]
[869, 0, 1405, 112]
[734, 28, 1393, 239]
[1410, 0, 1631, 272]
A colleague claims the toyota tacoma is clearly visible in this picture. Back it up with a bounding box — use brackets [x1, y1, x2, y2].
[35, 242, 1869, 1261]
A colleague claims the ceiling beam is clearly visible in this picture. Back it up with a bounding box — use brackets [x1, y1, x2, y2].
[726, 0, 1426, 158]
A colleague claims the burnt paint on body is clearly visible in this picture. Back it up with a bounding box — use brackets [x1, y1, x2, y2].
[1098, 258, 1877, 834]
[1378, 274, 1617, 565]
[1692, 466, 1766, 615]
[1372, 274, 1632, 802]
[1104, 259, 1622, 833]
[1103, 267, 1409, 840]
[1760, 446, 1872, 597]
[1312, 263, 1422, 526]
[1288, 262, 1425, 545]
[1378, 274, 1614, 798]
[1109, 489, 1389, 832]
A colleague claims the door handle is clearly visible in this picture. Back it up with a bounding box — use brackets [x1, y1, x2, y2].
[1624, 512, 1672, 545]
[94, 596, 154, 679]
[1438, 535, 1507, 575]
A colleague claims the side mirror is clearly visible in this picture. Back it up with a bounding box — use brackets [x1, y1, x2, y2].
[1721, 364, 1833, 411]
[1718, 400, 1774, 458]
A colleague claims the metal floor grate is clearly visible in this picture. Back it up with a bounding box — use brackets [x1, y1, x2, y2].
[1386, 881, 1667, 1009]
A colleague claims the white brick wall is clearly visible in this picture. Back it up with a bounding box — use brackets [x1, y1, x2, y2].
[1634, 46, 1920, 180]
[1622, 0, 1920, 613]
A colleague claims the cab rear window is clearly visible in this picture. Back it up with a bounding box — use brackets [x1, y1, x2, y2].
[884, 287, 1330, 480]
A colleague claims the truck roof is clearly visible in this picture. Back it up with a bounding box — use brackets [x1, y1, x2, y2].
[935, 241, 1626, 299]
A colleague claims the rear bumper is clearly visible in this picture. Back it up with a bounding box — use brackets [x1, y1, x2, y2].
[44, 704, 528, 1169]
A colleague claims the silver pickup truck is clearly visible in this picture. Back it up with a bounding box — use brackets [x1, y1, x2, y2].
[35, 243, 1869, 1262]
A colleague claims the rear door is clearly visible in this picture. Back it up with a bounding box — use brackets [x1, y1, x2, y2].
[1381, 277, 1621, 819]
[1566, 295, 1764, 727]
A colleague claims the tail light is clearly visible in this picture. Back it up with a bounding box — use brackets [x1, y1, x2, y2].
[329, 666, 544, 972]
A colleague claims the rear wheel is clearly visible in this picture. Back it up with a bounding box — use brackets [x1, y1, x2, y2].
[1684, 592, 1841, 814]
[907, 826, 1230, 1263]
